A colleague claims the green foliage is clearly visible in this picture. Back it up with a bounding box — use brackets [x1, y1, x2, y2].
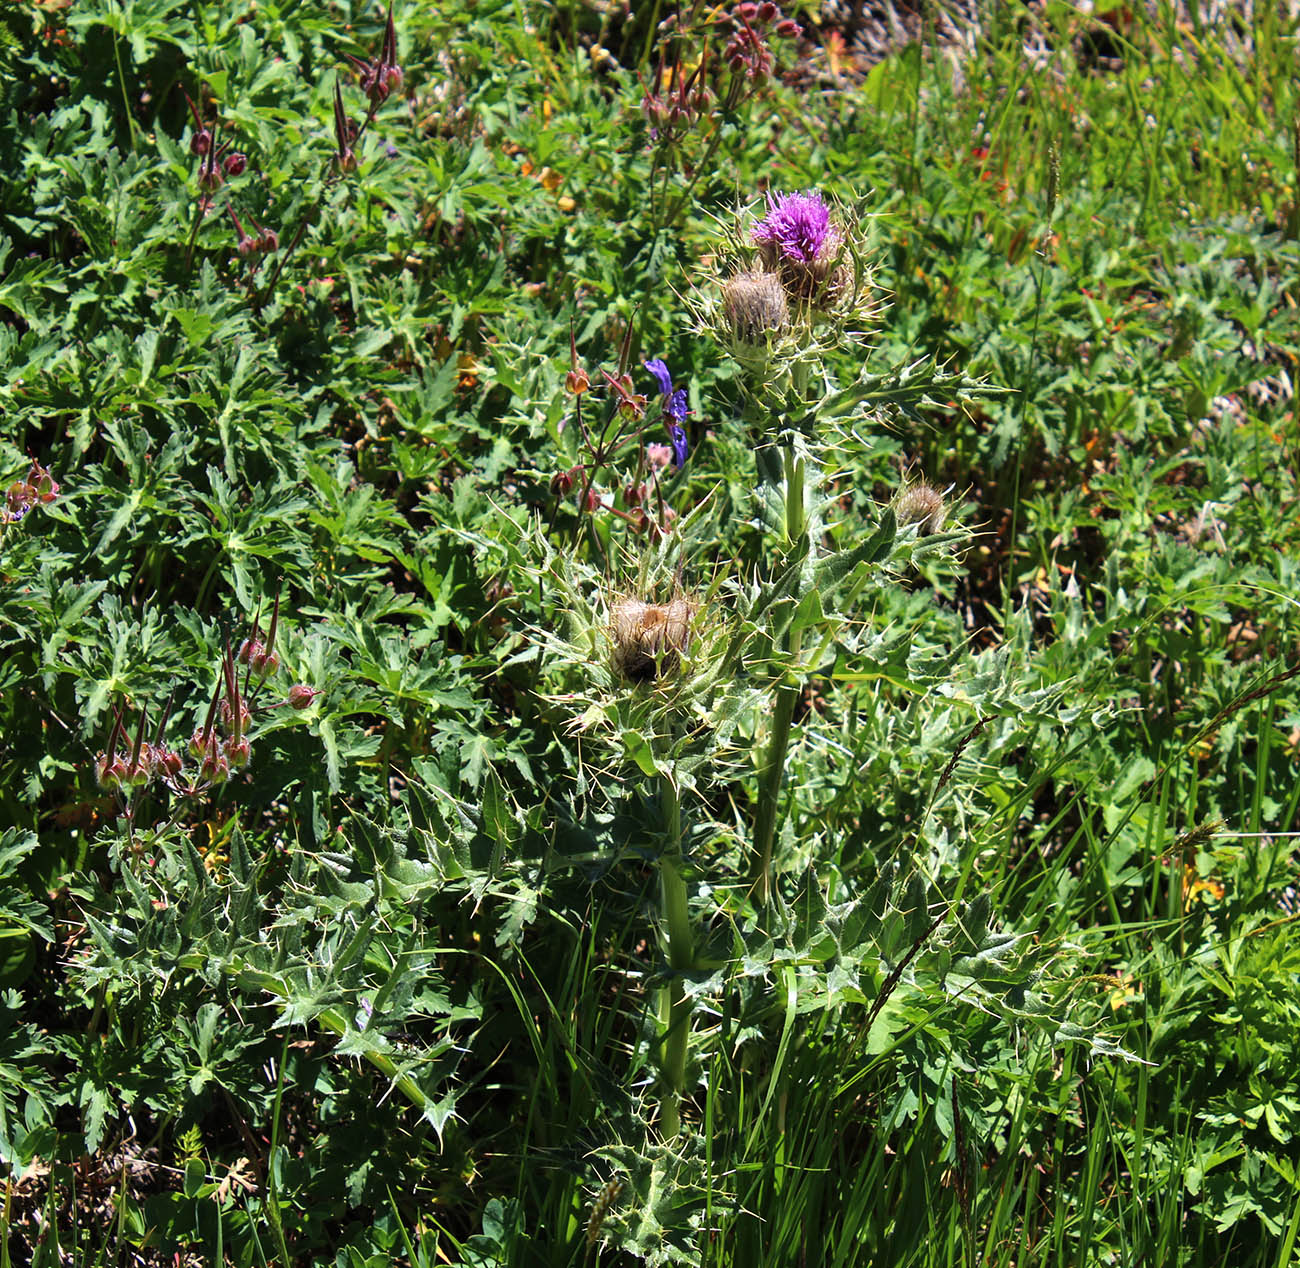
[2, 0, 1300, 1264]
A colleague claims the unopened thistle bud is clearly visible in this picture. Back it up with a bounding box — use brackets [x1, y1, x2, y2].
[722, 270, 789, 341]
[610, 596, 696, 683]
[895, 482, 947, 535]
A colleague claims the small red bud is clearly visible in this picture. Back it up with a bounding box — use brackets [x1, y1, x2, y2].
[583, 487, 603, 513]
[288, 684, 319, 710]
[624, 482, 645, 508]
[757, 2, 778, 22]
[238, 639, 263, 666]
[774, 17, 800, 36]
[190, 128, 212, 156]
[259, 228, 279, 252]
[550, 469, 575, 497]
[223, 151, 247, 177]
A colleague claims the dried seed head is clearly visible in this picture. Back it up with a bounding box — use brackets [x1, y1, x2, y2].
[610, 596, 696, 683]
[896, 483, 947, 535]
[722, 270, 789, 341]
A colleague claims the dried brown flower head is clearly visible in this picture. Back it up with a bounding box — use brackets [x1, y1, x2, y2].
[610, 596, 697, 683]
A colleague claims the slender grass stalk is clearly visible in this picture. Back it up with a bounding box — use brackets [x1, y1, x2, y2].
[264, 1030, 293, 1266]
[658, 773, 693, 1136]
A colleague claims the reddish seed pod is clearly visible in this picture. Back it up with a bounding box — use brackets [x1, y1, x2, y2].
[225, 736, 252, 770]
[156, 747, 183, 778]
[96, 753, 120, 791]
[252, 648, 280, 676]
[774, 17, 800, 36]
[288, 684, 319, 710]
[757, 1, 777, 21]
[238, 639, 262, 666]
[223, 152, 247, 177]
[736, 2, 759, 19]
[583, 487, 603, 513]
[188, 728, 209, 759]
[565, 367, 591, 395]
[259, 228, 279, 252]
[219, 698, 252, 734]
[550, 469, 575, 497]
[624, 482, 645, 508]
[190, 128, 212, 157]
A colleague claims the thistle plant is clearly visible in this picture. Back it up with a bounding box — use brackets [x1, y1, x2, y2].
[691, 189, 967, 905]
[530, 522, 770, 1135]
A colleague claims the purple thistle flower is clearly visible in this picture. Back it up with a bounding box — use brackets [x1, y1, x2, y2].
[644, 358, 690, 468]
[753, 190, 832, 265]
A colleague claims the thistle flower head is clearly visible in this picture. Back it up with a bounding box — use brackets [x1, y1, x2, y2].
[895, 482, 947, 535]
[753, 190, 847, 304]
[722, 270, 788, 341]
[610, 596, 697, 683]
[753, 190, 833, 265]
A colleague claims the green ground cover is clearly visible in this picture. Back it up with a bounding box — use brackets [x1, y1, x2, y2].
[2, 1, 1299, 1263]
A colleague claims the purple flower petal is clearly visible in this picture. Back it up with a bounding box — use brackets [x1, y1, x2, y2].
[668, 424, 689, 469]
[644, 358, 674, 397]
[665, 388, 689, 424]
[753, 190, 832, 264]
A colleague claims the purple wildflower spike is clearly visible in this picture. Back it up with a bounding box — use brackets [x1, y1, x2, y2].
[644, 359, 690, 468]
[645, 358, 673, 397]
[668, 424, 689, 469]
[753, 190, 832, 264]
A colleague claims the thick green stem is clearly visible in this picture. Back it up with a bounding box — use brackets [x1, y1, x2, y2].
[751, 656, 800, 907]
[658, 777, 693, 1137]
[752, 439, 808, 905]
